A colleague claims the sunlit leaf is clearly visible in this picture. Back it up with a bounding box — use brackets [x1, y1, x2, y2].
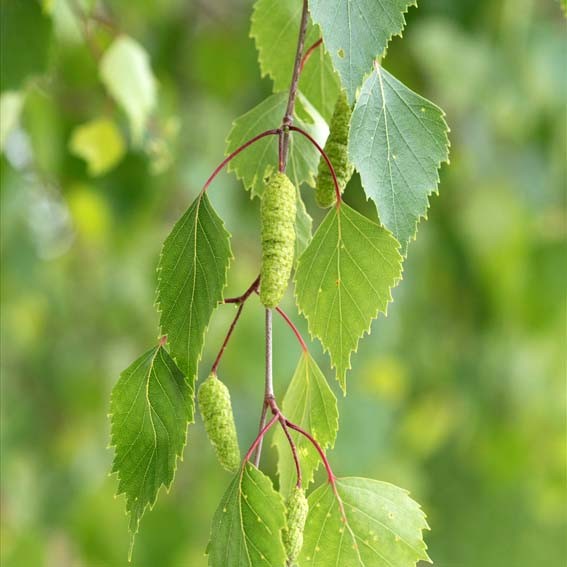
[274, 352, 338, 497]
[300, 477, 430, 566]
[156, 193, 232, 381]
[0, 91, 24, 152]
[308, 0, 415, 102]
[349, 66, 449, 254]
[69, 118, 126, 176]
[206, 463, 287, 567]
[295, 203, 402, 391]
[99, 36, 157, 143]
[110, 344, 194, 547]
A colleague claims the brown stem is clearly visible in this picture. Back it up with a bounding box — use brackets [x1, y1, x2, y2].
[278, 416, 302, 487]
[280, 0, 310, 169]
[210, 303, 245, 375]
[299, 38, 323, 73]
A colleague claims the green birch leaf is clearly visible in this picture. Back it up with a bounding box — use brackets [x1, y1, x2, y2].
[349, 65, 450, 254]
[226, 92, 328, 198]
[110, 344, 193, 546]
[295, 190, 313, 259]
[69, 118, 126, 176]
[156, 193, 232, 380]
[99, 36, 157, 143]
[308, 0, 416, 103]
[274, 352, 338, 497]
[299, 477, 430, 566]
[250, 0, 340, 121]
[298, 477, 431, 567]
[294, 203, 402, 391]
[206, 463, 287, 567]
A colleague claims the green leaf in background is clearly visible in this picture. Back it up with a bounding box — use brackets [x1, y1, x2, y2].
[299, 477, 430, 566]
[226, 92, 328, 198]
[274, 352, 338, 497]
[308, 0, 415, 103]
[99, 36, 157, 143]
[156, 193, 232, 380]
[206, 463, 287, 567]
[0, 91, 24, 152]
[110, 344, 194, 547]
[349, 65, 450, 254]
[295, 191, 313, 259]
[69, 118, 126, 176]
[295, 203, 402, 391]
[250, 0, 340, 121]
[0, 0, 52, 91]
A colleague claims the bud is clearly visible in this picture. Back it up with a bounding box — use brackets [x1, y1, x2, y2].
[283, 487, 309, 564]
[315, 91, 354, 208]
[198, 374, 240, 472]
[260, 171, 297, 308]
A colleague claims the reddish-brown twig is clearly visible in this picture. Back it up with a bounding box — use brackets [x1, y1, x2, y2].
[299, 38, 323, 73]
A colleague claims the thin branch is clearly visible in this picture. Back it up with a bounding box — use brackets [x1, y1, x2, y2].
[252, 402, 268, 467]
[299, 38, 323, 73]
[289, 125, 342, 206]
[200, 129, 281, 194]
[210, 303, 245, 375]
[274, 305, 308, 352]
[224, 275, 260, 304]
[243, 412, 280, 464]
[265, 308, 274, 399]
[278, 416, 302, 487]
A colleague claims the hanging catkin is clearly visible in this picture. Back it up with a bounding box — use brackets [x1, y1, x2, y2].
[315, 91, 354, 207]
[283, 487, 309, 564]
[198, 374, 241, 472]
[260, 171, 296, 308]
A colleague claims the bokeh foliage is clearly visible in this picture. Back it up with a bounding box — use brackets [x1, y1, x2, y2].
[1, 0, 565, 566]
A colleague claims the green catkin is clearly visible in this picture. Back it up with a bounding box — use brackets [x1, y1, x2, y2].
[260, 171, 297, 308]
[315, 91, 354, 208]
[283, 487, 309, 565]
[197, 374, 241, 473]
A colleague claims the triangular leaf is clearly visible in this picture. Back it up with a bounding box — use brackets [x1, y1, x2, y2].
[274, 352, 338, 497]
[299, 477, 430, 566]
[99, 36, 157, 143]
[207, 463, 287, 566]
[349, 66, 449, 254]
[308, 0, 416, 103]
[226, 93, 328, 198]
[156, 193, 232, 380]
[110, 344, 193, 542]
[295, 203, 402, 391]
[250, 0, 340, 121]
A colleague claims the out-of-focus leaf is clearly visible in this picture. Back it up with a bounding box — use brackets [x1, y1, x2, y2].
[300, 477, 430, 566]
[99, 36, 157, 143]
[349, 65, 450, 254]
[0, 0, 52, 90]
[69, 118, 126, 176]
[295, 203, 402, 390]
[206, 463, 286, 567]
[0, 91, 24, 152]
[308, 0, 415, 103]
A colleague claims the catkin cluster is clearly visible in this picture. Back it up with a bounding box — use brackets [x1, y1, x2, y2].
[260, 172, 297, 308]
[197, 374, 241, 473]
[283, 487, 309, 565]
[315, 91, 354, 208]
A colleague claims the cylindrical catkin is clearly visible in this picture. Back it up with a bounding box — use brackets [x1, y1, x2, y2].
[197, 374, 241, 473]
[283, 487, 309, 565]
[260, 171, 296, 308]
[315, 91, 354, 208]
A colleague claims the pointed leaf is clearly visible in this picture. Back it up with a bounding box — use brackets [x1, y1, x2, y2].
[309, 0, 415, 103]
[295, 190, 313, 259]
[349, 66, 449, 254]
[300, 477, 430, 566]
[156, 193, 232, 380]
[295, 203, 402, 390]
[226, 93, 328, 198]
[100, 36, 157, 143]
[207, 463, 287, 567]
[250, 0, 340, 121]
[110, 345, 193, 538]
[274, 353, 338, 497]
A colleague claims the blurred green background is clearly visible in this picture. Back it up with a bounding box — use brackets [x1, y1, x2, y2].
[1, 0, 565, 566]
